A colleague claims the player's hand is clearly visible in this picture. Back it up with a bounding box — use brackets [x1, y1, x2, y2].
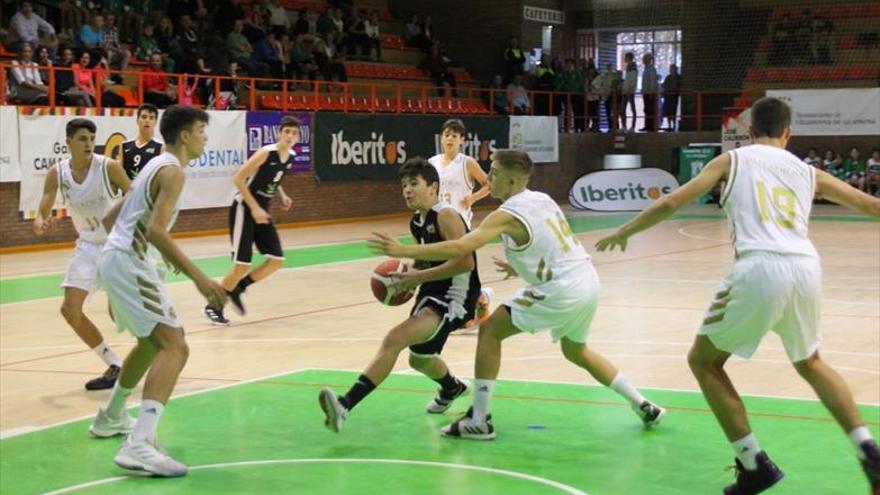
[595, 231, 628, 252]
[252, 207, 271, 224]
[280, 194, 293, 211]
[388, 268, 421, 293]
[367, 232, 406, 258]
[460, 196, 472, 209]
[33, 216, 53, 235]
[492, 256, 517, 279]
[196, 277, 227, 309]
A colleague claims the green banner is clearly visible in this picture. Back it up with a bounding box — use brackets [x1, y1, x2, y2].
[313, 113, 509, 181]
[679, 146, 720, 204]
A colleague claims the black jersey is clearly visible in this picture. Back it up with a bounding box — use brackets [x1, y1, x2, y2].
[410, 203, 481, 306]
[121, 139, 163, 180]
[242, 144, 294, 207]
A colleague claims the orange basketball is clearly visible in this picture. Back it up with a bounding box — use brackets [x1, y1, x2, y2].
[371, 259, 415, 306]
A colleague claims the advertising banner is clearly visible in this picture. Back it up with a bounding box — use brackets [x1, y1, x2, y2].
[721, 107, 751, 154]
[509, 116, 558, 163]
[0, 106, 21, 182]
[569, 168, 679, 212]
[246, 111, 312, 172]
[314, 113, 509, 181]
[766, 88, 880, 136]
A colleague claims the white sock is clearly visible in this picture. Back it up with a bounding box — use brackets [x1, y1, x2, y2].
[132, 399, 165, 442]
[92, 342, 122, 367]
[849, 426, 875, 460]
[732, 432, 761, 470]
[472, 379, 495, 423]
[609, 372, 647, 409]
[105, 382, 133, 418]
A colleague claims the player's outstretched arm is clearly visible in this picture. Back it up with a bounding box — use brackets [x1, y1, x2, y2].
[369, 209, 515, 261]
[596, 152, 730, 252]
[815, 168, 880, 218]
[146, 166, 226, 308]
[33, 165, 59, 235]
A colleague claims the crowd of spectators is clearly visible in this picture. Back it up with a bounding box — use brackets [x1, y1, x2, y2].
[804, 146, 880, 196]
[769, 9, 834, 65]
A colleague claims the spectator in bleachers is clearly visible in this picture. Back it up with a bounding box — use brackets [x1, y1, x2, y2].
[823, 149, 842, 175]
[8, 1, 57, 54]
[346, 9, 369, 59]
[254, 31, 285, 80]
[842, 146, 867, 191]
[317, 9, 335, 35]
[484, 74, 508, 114]
[661, 63, 681, 131]
[556, 59, 583, 132]
[364, 10, 383, 62]
[803, 147, 821, 168]
[54, 47, 90, 106]
[71, 51, 98, 106]
[793, 9, 813, 64]
[504, 37, 525, 83]
[174, 14, 209, 75]
[769, 14, 793, 65]
[809, 13, 832, 64]
[287, 34, 318, 85]
[312, 31, 347, 88]
[621, 52, 638, 131]
[404, 14, 427, 50]
[155, 16, 178, 58]
[593, 62, 614, 131]
[421, 16, 435, 48]
[136, 23, 159, 61]
[7, 43, 49, 104]
[533, 54, 555, 116]
[420, 43, 457, 97]
[119, 1, 147, 43]
[640, 53, 658, 132]
[226, 19, 268, 78]
[265, 0, 290, 37]
[103, 14, 130, 72]
[214, 0, 246, 35]
[583, 59, 600, 132]
[58, 0, 88, 40]
[506, 74, 529, 115]
[36, 46, 51, 84]
[143, 52, 177, 108]
[867, 149, 880, 196]
[168, 0, 207, 29]
[77, 13, 106, 59]
[91, 54, 127, 106]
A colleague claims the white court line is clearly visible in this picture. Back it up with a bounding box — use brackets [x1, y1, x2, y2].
[43, 458, 589, 495]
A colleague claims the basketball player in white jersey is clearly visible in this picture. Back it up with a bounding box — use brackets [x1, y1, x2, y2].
[596, 97, 880, 494]
[429, 119, 493, 330]
[33, 118, 131, 390]
[89, 106, 227, 477]
[370, 149, 665, 440]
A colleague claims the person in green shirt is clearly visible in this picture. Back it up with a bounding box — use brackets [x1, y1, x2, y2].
[842, 146, 867, 190]
[554, 59, 583, 132]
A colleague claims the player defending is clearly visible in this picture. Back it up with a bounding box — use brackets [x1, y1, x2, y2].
[318, 157, 479, 432]
[204, 116, 299, 324]
[121, 103, 164, 181]
[370, 149, 665, 440]
[595, 97, 880, 494]
[89, 106, 227, 477]
[429, 118, 492, 329]
[34, 118, 131, 390]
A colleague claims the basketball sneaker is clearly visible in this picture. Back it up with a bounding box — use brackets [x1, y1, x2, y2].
[318, 388, 349, 433]
[85, 364, 120, 391]
[441, 406, 495, 440]
[426, 380, 470, 414]
[635, 400, 666, 428]
[89, 407, 136, 438]
[114, 436, 188, 477]
[859, 440, 880, 494]
[203, 305, 230, 325]
[723, 451, 784, 495]
[461, 288, 494, 333]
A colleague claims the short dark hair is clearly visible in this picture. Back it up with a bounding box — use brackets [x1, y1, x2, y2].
[66, 118, 96, 137]
[492, 149, 533, 176]
[440, 118, 466, 136]
[279, 116, 301, 131]
[750, 97, 791, 139]
[398, 157, 439, 188]
[160, 105, 209, 145]
[136, 103, 158, 118]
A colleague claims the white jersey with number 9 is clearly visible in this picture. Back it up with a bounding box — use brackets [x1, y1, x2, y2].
[720, 144, 818, 258]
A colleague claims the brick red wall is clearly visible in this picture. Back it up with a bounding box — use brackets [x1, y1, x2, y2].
[1, 132, 873, 248]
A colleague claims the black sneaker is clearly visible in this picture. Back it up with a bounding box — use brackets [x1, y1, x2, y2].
[227, 288, 246, 316]
[636, 400, 666, 428]
[204, 305, 230, 325]
[724, 451, 785, 495]
[859, 440, 880, 494]
[425, 380, 469, 414]
[85, 364, 120, 391]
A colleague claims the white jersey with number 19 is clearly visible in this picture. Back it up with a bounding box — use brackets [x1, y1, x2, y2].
[721, 144, 818, 258]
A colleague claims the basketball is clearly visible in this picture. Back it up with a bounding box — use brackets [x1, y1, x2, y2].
[371, 259, 415, 306]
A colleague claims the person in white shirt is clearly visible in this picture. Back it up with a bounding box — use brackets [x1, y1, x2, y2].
[369, 149, 665, 440]
[596, 97, 880, 494]
[8, 1, 57, 53]
[264, 0, 290, 37]
[364, 10, 383, 61]
[8, 43, 48, 104]
[621, 52, 638, 131]
[803, 147, 822, 168]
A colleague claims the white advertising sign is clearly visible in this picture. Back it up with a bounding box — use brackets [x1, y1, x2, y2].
[569, 168, 679, 212]
[509, 116, 559, 163]
[0, 106, 21, 182]
[721, 107, 751, 154]
[766, 88, 880, 136]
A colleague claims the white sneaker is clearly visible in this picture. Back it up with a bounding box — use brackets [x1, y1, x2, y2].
[441, 406, 495, 440]
[635, 400, 666, 428]
[89, 408, 136, 438]
[318, 387, 349, 433]
[425, 380, 470, 414]
[114, 436, 188, 477]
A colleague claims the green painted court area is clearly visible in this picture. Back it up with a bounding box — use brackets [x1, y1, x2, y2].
[1, 369, 877, 494]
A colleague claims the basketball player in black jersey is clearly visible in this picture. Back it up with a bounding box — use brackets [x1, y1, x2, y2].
[121, 104, 164, 181]
[204, 116, 299, 324]
[318, 157, 480, 433]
